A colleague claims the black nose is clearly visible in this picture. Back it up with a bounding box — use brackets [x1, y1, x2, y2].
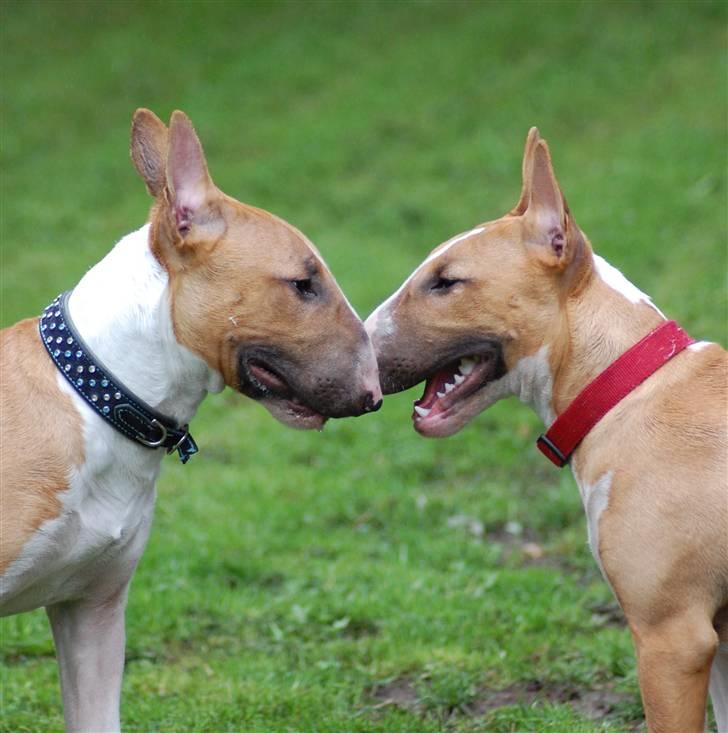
[362, 392, 383, 413]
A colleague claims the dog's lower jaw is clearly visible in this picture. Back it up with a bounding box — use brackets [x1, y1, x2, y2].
[260, 395, 327, 430]
[413, 374, 509, 437]
[411, 347, 556, 438]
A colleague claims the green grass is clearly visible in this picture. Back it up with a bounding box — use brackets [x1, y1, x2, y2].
[1, 1, 726, 731]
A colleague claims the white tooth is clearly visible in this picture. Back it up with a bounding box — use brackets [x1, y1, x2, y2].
[445, 382, 455, 394]
[436, 391, 446, 399]
[459, 358, 475, 375]
[454, 374, 465, 385]
[414, 405, 431, 418]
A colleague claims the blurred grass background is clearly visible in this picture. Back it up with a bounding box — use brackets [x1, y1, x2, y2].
[1, 1, 726, 731]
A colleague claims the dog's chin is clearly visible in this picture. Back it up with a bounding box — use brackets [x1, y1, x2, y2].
[238, 357, 327, 431]
[411, 352, 506, 438]
[259, 397, 327, 431]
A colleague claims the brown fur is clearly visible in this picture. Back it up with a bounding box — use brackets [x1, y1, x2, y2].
[0, 108, 380, 733]
[370, 127, 728, 732]
[0, 319, 84, 572]
[133, 110, 372, 417]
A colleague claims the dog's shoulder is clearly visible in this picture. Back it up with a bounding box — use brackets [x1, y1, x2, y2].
[668, 340, 727, 427]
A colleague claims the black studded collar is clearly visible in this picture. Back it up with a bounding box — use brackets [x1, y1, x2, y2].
[39, 291, 198, 463]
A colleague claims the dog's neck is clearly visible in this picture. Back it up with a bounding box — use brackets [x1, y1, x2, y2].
[547, 253, 666, 416]
[68, 224, 224, 427]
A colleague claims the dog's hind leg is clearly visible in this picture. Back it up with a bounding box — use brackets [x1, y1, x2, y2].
[46, 584, 129, 733]
[710, 642, 728, 733]
[631, 609, 718, 733]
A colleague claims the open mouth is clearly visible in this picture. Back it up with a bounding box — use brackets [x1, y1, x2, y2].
[412, 351, 504, 433]
[242, 358, 325, 423]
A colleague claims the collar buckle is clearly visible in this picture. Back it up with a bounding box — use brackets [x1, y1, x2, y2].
[138, 418, 168, 448]
[536, 434, 568, 468]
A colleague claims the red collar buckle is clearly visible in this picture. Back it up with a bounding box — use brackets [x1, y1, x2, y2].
[536, 433, 569, 467]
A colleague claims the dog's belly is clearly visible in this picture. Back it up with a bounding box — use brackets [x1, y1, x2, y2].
[1, 459, 158, 615]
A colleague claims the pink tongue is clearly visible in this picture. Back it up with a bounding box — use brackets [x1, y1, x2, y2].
[416, 367, 457, 410]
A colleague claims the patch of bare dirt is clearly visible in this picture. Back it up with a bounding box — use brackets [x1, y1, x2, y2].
[370, 678, 420, 710]
[369, 676, 641, 726]
[464, 679, 632, 720]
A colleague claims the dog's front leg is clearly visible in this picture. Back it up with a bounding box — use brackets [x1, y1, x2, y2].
[46, 584, 129, 733]
[631, 611, 718, 733]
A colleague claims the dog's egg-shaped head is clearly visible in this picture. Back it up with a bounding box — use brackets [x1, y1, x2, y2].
[131, 109, 382, 429]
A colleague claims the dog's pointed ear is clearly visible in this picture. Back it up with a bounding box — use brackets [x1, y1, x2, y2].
[511, 126, 540, 216]
[130, 109, 168, 198]
[522, 136, 573, 269]
[165, 111, 215, 236]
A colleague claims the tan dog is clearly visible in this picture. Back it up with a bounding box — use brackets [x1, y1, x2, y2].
[365, 128, 727, 732]
[0, 109, 381, 732]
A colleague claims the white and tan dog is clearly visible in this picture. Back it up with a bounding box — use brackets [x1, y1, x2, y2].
[366, 128, 727, 732]
[0, 109, 381, 732]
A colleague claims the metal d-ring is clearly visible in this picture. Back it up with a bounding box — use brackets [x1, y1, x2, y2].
[166, 426, 191, 455]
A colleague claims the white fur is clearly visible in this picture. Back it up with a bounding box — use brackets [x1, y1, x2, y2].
[593, 254, 666, 318]
[1, 225, 224, 613]
[422, 226, 485, 265]
[365, 304, 396, 342]
[688, 340, 712, 352]
[0, 376, 159, 614]
[365, 225, 486, 341]
[572, 469, 614, 583]
[69, 224, 224, 424]
[457, 345, 556, 426]
[47, 587, 128, 732]
[509, 346, 556, 425]
[1, 224, 228, 732]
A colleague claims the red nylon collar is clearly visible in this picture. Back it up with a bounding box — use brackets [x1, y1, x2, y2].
[537, 320, 694, 467]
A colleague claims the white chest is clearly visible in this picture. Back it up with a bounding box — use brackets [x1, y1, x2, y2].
[0, 383, 162, 614]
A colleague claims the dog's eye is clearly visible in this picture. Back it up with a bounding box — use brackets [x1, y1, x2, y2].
[430, 277, 462, 292]
[291, 278, 317, 299]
